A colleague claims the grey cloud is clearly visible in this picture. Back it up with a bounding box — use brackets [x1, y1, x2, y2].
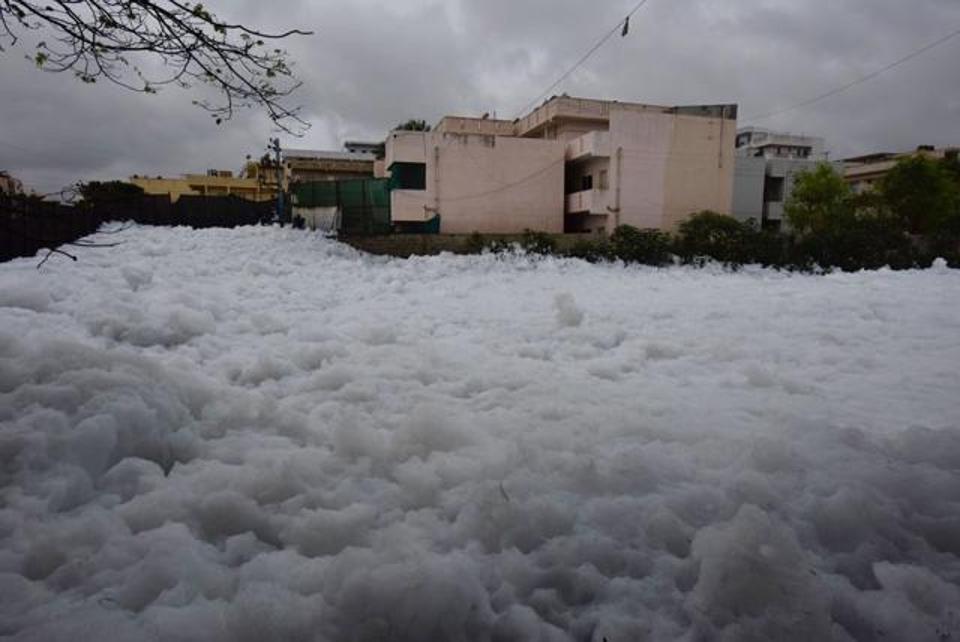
[1, 0, 959, 193]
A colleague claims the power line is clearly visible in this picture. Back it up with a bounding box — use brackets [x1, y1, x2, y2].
[743, 25, 960, 124]
[515, 0, 653, 119]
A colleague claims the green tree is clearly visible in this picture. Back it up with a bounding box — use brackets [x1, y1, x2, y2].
[395, 119, 432, 132]
[880, 155, 960, 235]
[785, 163, 853, 235]
[77, 180, 145, 206]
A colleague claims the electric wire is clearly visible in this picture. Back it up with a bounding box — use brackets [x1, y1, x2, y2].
[743, 25, 960, 124]
[515, 0, 652, 119]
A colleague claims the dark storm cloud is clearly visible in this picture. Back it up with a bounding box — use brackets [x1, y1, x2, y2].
[1, 0, 959, 193]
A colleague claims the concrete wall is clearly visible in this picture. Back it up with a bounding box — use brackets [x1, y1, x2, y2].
[661, 112, 736, 229]
[385, 131, 428, 168]
[732, 156, 766, 223]
[608, 108, 673, 231]
[391, 189, 430, 222]
[428, 133, 566, 234]
[435, 117, 517, 136]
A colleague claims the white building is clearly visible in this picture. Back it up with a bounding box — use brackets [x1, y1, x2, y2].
[732, 128, 838, 231]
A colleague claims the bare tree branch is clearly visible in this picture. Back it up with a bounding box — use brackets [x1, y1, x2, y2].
[0, 0, 312, 133]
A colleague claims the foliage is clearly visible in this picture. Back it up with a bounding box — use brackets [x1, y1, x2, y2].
[785, 163, 854, 235]
[565, 238, 612, 263]
[395, 119, 432, 132]
[880, 155, 960, 235]
[518, 229, 556, 255]
[77, 181, 144, 206]
[464, 232, 487, 254]
[675, 211, 755, 266]
[791, 215, 917, 272]
[609, 225, 672, 266]
[0, 1, 311, 132]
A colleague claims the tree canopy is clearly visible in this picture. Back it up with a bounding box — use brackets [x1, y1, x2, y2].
[785, 163, 853, 235]
[0, 1, 311, 132]
[880, 155, 959, 235]
[394, 119, 431, 132]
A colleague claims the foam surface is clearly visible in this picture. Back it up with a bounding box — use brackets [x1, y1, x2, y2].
[1, 225, 959, 640]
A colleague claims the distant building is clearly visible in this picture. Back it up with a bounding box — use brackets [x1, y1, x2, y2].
[283, 148, 376, 184]
[385, 96, 737, 235]
[130, 169, 277, 202]
[344, 141, 384, 156]
[0, 171, 24, 196]
[844, 146, 959, 194]
[735, 127, 825, 161]
[732, 127, 838, 230]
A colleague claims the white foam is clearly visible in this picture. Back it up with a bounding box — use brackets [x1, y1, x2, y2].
[1, 224, 958, 639]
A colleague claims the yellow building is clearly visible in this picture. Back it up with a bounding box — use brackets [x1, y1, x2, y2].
[130, 169, 278, 202]
[844, 146, 959, 194]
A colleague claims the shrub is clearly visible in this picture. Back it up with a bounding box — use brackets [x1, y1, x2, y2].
[675, 211, 754, 266]
[741, 222, 789, 268]
[609, 225, 672, 266]
[464, 231, 486, 254]
[565, 238, 613, 263]
[518, 229, 557, 255]
[791, 214, 916, 272]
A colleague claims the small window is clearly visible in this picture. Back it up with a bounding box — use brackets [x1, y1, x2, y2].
[581, 174, 593, 191]
[599, 170, 609, 190]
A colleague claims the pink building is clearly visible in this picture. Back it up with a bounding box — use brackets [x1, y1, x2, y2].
[385, 96, 737, 234]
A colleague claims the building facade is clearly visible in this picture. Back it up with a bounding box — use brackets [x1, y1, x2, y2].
[385, 96, 738, 235]
[130, 169, 277, 202]
[844, 146, 959, 194]
[732, 127, 837, 230]
[283, 149, 376, 185]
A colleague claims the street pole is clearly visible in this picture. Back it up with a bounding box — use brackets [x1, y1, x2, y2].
[269, 138, 285, 226]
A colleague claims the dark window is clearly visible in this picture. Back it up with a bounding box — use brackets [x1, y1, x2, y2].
[390, 162, 426, 190]
[581, 174, 593, 191]
[764, 176, 785, 203]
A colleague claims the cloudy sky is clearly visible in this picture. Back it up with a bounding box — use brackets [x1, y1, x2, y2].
[1, 0, 959, 194]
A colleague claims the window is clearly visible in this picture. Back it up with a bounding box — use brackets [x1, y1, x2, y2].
[599, 170, 609, 190]
[764, 176, 785, 203]
[390, 162, 426, 190]
[581, 174, 593, 191]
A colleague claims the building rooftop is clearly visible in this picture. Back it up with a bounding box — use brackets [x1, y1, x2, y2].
[283, 149, 377, 162]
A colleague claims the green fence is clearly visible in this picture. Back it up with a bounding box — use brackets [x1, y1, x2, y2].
[293, 178, 391, 236]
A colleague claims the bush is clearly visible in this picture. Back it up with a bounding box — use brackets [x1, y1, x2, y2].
[609, 225, 672, 266]
[675, 211, 754, 266]
[565, 238, 613, 263]
[464, 231, 486, 254]
[741, 222, 789, 268]
[791, 215, 916, 272]
[518, 229, 556, 255]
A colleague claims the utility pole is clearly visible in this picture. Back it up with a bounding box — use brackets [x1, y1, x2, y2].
[269, 137, 285, 225]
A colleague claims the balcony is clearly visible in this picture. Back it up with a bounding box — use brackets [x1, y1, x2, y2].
[566, 189, 610, 215]
[566, 131, 611, 162]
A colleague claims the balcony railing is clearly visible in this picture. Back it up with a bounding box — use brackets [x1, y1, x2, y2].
[566, 189, 609, 215]
[566, 131, 611, 161]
